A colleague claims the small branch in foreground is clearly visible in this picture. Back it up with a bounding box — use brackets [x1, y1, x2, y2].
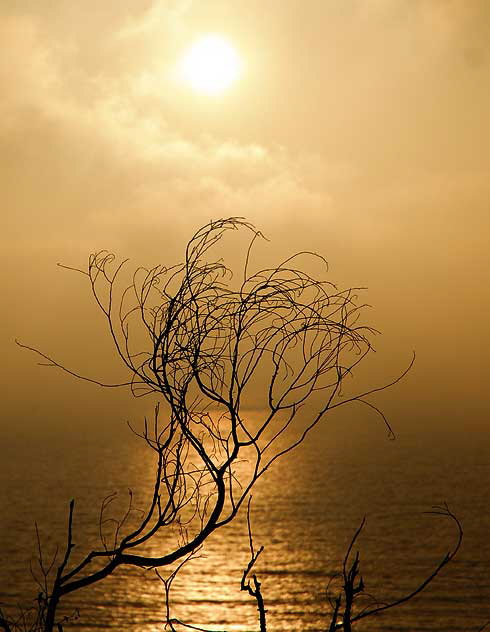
[326, 503, 463, 629]
[241, 497, 267, 632]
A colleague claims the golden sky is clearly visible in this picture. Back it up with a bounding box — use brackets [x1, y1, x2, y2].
[2, 1, 490, 434]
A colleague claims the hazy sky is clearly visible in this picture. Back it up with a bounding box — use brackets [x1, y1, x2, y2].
[2, 1, 489, 436]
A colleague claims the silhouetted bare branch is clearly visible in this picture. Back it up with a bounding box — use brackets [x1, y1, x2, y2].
[14, 217, 407, 631]
[240, 497, 267, 632]
[325, 503, 463, 630]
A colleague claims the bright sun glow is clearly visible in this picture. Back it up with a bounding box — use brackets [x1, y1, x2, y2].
[179, 35, 242, 96]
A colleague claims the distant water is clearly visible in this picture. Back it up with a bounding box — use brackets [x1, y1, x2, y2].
[2, 415, 490, 631]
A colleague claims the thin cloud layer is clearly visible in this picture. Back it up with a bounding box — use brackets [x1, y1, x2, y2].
[1, 1, 489, 431]
[1, 5, 336, 257]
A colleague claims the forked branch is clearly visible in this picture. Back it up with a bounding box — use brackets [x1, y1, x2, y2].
[326, 503, 463, 629]
[14, 218, 409, 632]
[241, 497, 267, 632]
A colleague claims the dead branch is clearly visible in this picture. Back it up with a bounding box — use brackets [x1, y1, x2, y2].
[14, 218, 406, 631]
[240, 497, 267, 632]
[326, 503, 463, 629]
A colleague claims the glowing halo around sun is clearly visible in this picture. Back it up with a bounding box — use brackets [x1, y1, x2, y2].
[179, 35, 242, 96]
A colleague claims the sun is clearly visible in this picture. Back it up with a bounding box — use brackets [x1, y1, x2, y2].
[179, 35, 242, 96]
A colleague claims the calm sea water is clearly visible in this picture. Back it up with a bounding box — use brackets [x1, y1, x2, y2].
[2, 413, 490, 631]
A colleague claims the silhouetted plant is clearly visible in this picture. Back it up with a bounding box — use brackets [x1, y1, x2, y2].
[240, 498, 267, 632]
[324, 503, 462, 630]
[11, 217, 412, 632]
[158, 500, 464, 631]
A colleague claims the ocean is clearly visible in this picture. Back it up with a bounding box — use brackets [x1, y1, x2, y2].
[2, 413, 490, 631]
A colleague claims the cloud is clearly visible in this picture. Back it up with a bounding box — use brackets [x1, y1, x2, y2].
[1, 0, 490, 434]
[414, 1, 490, 63]
[0, 15, 60, 124]
[115, 0, 192, 40]
[1, 0, 489, 251]
[0, 5, 338, 260]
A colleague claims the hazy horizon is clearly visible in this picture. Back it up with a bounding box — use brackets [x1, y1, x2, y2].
[2, 6, 490, 629]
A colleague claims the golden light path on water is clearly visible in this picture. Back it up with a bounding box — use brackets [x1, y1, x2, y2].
[63, 407, 342, 631]
[105, 409, 341, 631]
[2, 409, 490, 630]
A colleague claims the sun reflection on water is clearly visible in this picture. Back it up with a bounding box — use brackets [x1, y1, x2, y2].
[3, 415, 490, 630]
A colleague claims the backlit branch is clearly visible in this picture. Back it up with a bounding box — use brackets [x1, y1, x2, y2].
[16, 218, 404, 632]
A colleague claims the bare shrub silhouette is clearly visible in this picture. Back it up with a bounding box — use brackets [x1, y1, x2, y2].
[159, 500, 463, 632]
[9, 217, 419, 631]
[324, 503, 462, 630]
